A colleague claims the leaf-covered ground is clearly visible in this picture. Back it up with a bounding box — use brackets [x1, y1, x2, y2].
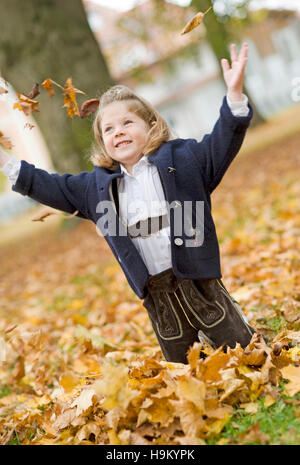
[0, 131, 299, 445]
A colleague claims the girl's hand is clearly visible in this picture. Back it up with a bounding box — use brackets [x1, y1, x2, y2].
[221, 42, 248, 102]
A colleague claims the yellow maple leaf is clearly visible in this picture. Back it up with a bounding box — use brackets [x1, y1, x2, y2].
[280, 365, 300, 396]
[93, 361, 138, 410]
[0, 131, 13, 150]
[63, 77, 85, 119]
[177, 375, 206, 413]
[59, 373, 85, 392]
[13, 93, 39, 115]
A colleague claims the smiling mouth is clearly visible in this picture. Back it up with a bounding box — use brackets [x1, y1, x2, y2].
[115, 141, 132, 148]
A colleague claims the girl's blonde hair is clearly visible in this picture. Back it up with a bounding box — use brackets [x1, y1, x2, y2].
[91, 85, 172, 170]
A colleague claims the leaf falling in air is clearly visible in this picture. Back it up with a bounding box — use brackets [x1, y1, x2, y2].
[63, 77, 85, 119]
[0, 131, 13, 150]
[31, 207, 79, 222]
[41, 78, 55, 97]
[80, 99, 100, 118]
[13, 93, 39, 116]
[181, 6, 212, 35]
[24, 123, 35, 130]
[0, 85, 8, 95]
[27, 83, 40, 100]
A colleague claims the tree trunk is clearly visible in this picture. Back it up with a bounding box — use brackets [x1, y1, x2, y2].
[0, 0, 114, 172]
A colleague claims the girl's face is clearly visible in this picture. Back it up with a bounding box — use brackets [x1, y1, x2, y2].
[101, 101, 150, 174]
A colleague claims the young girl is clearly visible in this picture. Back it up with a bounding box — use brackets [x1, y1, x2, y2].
[0, 43, 256, 364]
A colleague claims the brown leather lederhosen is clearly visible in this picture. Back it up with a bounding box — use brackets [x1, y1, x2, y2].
[143, 268, 255, 364]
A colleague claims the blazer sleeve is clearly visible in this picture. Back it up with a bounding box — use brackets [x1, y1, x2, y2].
[186, 96, 253, 193]
[11, 160, 90, 219]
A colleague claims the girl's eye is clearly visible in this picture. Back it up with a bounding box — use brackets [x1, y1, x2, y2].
[104, 126, 112, 133]
[124, 120, 132, 125]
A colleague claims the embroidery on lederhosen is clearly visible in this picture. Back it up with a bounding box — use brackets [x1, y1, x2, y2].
[153, 293, 183, 340]
[178, 280, 225, 328]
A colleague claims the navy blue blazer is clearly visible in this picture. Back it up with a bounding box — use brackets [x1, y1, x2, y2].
[12, 97, 253, 299]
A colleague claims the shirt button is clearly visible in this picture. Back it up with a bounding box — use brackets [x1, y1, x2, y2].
[174, 238, 183, 246]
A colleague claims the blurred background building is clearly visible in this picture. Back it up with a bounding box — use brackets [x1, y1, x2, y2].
[83, 0, 300, 138]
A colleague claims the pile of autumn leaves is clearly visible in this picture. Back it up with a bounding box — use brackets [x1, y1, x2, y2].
[0, 318, 299, 445]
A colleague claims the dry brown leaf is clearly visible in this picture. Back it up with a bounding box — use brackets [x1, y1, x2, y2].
[80, 98, 100, 118]
[205, 403, 233, 419]
[280, 365, 300, 396]
[240, 422, 270, 444]
[106, 406, 127, 430]
[181, 6, 212, 35]
[41, 78, 55, 97]
[24, 122, 35, 130]
[0, 131, 13, 150]
[13, 93, 39, 116]
[93, 361, 138, 410]
[137, 398, 174, 428]
[200, 346, 231, 382]
[63, 77, 85, 119]
[242, 348, 267, 366]
[0, 85, 8, 94]
[31, 208, 57, 222]
[70, 387, 96, 416]
[75, 422, 99, 443]
[240, 402, 259, 414]
[130, 432, 151, 445]
[12, 356, 25, 381]
[176, 375, 206, 413]
[27, 83, 40, 100]
[4, 324, 18, 334]
[169, 399, 206, 437]
[218, 368, 245, 402]
[53, 407, 77, 431]
[31, 208, 79, 222]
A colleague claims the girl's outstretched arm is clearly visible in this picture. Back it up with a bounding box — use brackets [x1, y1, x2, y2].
[186, 42, 252, 193]
[0, 148, 91, 219]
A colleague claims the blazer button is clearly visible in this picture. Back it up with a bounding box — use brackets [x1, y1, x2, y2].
[174, 238, 183, 246]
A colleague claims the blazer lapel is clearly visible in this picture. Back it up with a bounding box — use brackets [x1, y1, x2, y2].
[148, 141, 177, 204]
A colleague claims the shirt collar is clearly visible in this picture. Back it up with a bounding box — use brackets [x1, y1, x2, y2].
[120, 155, 149, 177]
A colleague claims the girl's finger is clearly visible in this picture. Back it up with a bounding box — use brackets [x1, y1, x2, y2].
[230, 43, 238, 62]
[239, 42, 248, 61]
[239, 56, 248, 73]
[221, 58, 230, 73]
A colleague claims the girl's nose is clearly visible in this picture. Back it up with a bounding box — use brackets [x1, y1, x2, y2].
[115, 126, 125, 136]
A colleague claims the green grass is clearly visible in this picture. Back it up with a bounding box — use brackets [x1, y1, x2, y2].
[264, 316, 288, 334]
[0, 384, 12, 398]
[7, 430, 21, 445]
[206, 388, 300, 445]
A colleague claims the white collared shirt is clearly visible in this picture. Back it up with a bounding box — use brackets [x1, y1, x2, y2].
[118, 155, 172, 275]
[1, 95, 249, 275]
